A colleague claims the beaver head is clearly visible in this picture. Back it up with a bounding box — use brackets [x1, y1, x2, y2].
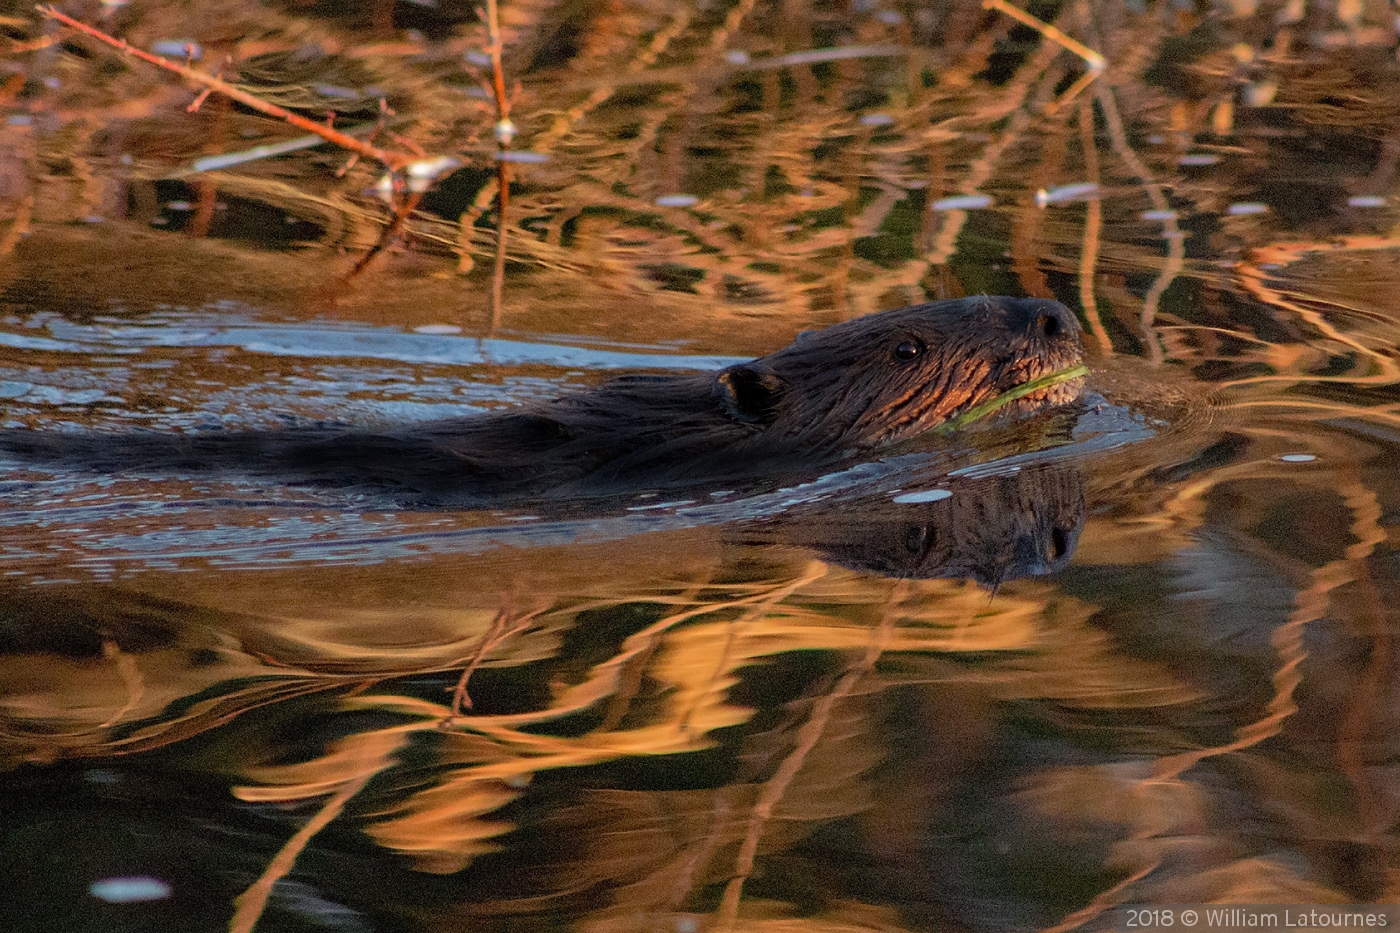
[712, 296, 1085, 451]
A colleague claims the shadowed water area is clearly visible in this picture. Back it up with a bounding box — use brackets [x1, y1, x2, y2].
[1, 1, 1399, 931]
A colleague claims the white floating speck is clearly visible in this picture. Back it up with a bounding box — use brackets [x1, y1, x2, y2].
[89, 876, 173, 904]
[1241, 79, 1278, 107]
[165, 201, 193, 211]
[151, 40, 201, 60]
[1035, 182, 1098, 206]
[494, 151, 550, 163]
[464, 50, 492, 66]
[1279, 453, 1315, 462]
[655, 194, 699, 207]
[5, 115, 32, 126]
[406, 156, 462, 192]
[372, 173, 395, 203]
[932, 194, 992, 211]
[859, 113, 895, 127]
[413, 324, 462, 335]
[758, 44, 904, 69]
[724, 50, 751, 65]
[1226, 202, 1268, 215]
[892, 489, 952, 504]
[1140, 209, 1178, 221]
[1347, 195, 1386, 208]
[1177, 154, 1219, 166]
[877, 10, 906, 25]
[626, 500, 696, 511]
[1147, 134, 1166, 145]
[192, 133, 337, 173]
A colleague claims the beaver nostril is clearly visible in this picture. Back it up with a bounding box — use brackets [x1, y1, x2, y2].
[1007, 298, 1078, 341]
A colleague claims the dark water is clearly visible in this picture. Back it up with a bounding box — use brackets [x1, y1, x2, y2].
[2, 1, 1399, 931]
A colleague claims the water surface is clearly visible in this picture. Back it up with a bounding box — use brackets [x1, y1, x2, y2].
[2, 2, 1399, 931]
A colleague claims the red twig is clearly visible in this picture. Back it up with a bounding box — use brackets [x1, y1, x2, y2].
[186, 56, 230, 113]
[36, 5, 415, 171]
[484, 0, 512, 330]
[343, 190, 422, 283]
[485, 0, 510, 123]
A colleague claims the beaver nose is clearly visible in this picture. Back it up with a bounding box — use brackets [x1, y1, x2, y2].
[1006, 299, 1080, 340]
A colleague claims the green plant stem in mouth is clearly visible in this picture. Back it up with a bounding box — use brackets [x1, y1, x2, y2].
[934, 363, 1090, 434]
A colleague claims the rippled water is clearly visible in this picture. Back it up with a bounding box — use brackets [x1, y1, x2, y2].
[2, 2, 1400, 932]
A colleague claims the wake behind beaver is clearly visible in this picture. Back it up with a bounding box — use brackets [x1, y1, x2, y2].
[0, 296, 1086, 507]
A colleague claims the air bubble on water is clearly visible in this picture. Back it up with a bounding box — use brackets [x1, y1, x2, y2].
[892, 489, 952, 504]
[932, 194, 992, 211]
[89, 877, 173, 904]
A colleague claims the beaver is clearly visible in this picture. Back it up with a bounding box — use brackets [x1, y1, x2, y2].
[0, 296, 1084, 505]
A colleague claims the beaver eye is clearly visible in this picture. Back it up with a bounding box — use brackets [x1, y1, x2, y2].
[894, 339, 923, 363]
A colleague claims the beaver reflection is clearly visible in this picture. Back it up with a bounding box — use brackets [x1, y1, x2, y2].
[0, 297, 1084, 505]
[736, 464, 1085, 587]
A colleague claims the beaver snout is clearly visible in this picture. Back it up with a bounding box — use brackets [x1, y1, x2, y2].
[1002, 297, 1081, 341]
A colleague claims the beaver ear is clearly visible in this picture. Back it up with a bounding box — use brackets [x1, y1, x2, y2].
[715, 364, 787, 425]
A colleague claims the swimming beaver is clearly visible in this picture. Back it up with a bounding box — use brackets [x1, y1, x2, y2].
[0, 296, 1084, 504]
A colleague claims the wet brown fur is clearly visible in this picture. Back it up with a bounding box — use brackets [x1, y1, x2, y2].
[0, 296, 1084, 505]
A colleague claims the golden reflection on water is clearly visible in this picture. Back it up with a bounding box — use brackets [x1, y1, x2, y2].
[2, 0, 1400, 930]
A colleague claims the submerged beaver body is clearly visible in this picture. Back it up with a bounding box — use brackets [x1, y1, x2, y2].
[0, 296, 1085, 505]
